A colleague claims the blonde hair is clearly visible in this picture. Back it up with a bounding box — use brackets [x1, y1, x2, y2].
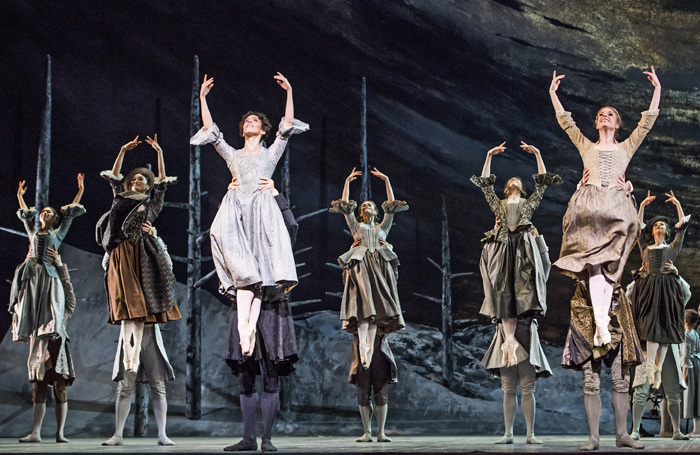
[595, 106, 623, 138]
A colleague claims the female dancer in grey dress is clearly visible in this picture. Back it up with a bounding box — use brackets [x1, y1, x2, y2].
[331, 168, 407, 368]
[471, 141, 560, 367]
[549, 67, 660, 348]
[11, 173, 85, 342]
[191, 72, 308, 357]
[632, 190, 690, 387]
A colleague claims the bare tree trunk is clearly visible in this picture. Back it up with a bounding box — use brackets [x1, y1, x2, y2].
[186, 55, 203, 420]
[441, 195, 454, 388]
[35, 55, 51, 227]
[134, 384, 149, 436]
[360, 77, 371, 203]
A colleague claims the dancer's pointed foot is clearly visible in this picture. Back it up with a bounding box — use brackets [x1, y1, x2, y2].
[223, 439, 257, 451]
[158, 435, 175, 446]
[673, 432, 690, 440]
[526, 435, 543, 444]
[102, 435, 123, 446]
[56, 434, 69, 443]
[580, 435, 599, 451]
[356, 433, 373, 442]
[616, 434, 644, 448]
[376, 433, 391, 442]
[261, 438, 277, 451]
[494, 435, 513, 444]
[18, 433, 41, 443]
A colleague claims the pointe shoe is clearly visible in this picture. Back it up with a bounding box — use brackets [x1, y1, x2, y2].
[580, 435, 599, 451]
[18, 434, 41, 443]
[526, 435, 543, 444]
[616, 434, 644, 449]
[376, 433, 392, 442]
[356, 433, 373, 442]
[102, 435, 123, 446]
[494, 435, 513, 444]
[261, 439, 277, 451]
[223, 439, 258, 451]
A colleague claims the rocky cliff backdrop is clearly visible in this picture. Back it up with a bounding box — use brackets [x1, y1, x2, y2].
[0, 0, 698, 436]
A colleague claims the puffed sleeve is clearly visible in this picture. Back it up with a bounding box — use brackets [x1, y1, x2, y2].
[100, 170, 125, 196]
[147, 177, 178, 221]
[624, 110, 659, 160]
[526, 173, 563, 211]
[16, 207, 37, 236]
[267, 117, 310, 162]
[190, 123, 236, 164]
[55, 203, 87, 243]
[556, 112, 592, 156]
[379, 200, 408, 233]
[330, 199, 359, 233]
[470, 174, 501, 216]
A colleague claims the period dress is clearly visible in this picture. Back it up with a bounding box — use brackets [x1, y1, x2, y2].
[10, 203, 85, 342]
[96, 171, 181, 324]
[683, 329, 700, 419]
[330, 199, 408, 334]
[470, 173, 562, 320]
[631, 216, 690, 344]
[554, 110, 658, 282]
[190, 118, 308, 297]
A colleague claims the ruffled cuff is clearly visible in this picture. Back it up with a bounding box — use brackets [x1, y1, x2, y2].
[329, 199, 357, 215]
[17, 207, 36, 221]
[190, 123, 222, 145]
[100, 170, 124, 183]
[277, 117, 310, 139]
[60, 203, 86, 219]
[676, 214, 691, 229]
[381, 200, 408, 213]
[533, 173, 563, 186]
[470, 174, 496, 189]
[153, 176, 178, 189]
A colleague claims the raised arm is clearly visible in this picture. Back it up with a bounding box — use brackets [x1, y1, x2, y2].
[371, 168, 394, 203]
[17, 180, 28, 210]
[638, 190, 655, 225]
[665, 190, 685, 224]
[274, 72, 294, 128]
[520, 141, 546, 174]
[643, 66, 661, 112]
[71, 173, 85, 205]
[112, 136, 141, 177]
[199, 74, 215, 131]
[481, 142, 506, 177]
[146, 134, 166, 182]
[342, 167, 362, 202]
[549, 70, 566, 113]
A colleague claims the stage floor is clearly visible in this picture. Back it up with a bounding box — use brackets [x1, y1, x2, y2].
[0, 435, 698, 454]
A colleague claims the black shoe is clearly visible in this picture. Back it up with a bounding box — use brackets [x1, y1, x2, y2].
[223, 439, 257, 451]
[261, 439, 277, 452]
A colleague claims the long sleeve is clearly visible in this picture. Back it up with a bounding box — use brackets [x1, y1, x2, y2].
[623, 110, 659, 160]
[556, 111, 592, 156]
[146, 177, 178, 222]
[525, 173, 563, 213]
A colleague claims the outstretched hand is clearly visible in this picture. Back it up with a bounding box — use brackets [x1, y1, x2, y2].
[145, 134, 163, 153]
[665, 189, 680, 206]
[550, 70, 565, 92]
[18, 180, 27, 197]
[370, 167, 389, 181]
[200, 74, 214, 97]
[274, 72, 292, 91]
[640, 190, 656, 207]
[487, 142, 506, 156]
[643, 66, 660, 88]
[121, 136, 141, 151]
[346, 167, 362, 182]
[519, 141, 540, 155]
